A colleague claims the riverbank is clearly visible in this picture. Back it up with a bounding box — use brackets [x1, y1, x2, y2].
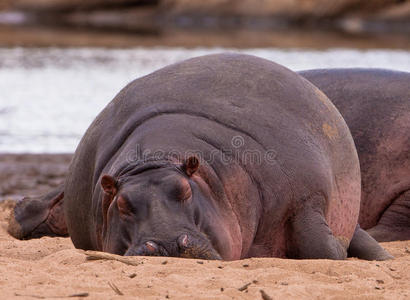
[2, 0, 410, 33]
[0, 0, 409, 49]
[0, 154, 71, 202]
[1, 24, 410, 49]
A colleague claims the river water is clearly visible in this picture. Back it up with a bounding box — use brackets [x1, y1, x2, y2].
[1, 47, 409, 153]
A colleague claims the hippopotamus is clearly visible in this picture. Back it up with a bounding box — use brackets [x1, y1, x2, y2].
[8, 53, 391, 260]
[300, 68, 410, 242]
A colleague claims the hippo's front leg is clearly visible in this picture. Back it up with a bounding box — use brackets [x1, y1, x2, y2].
[286, 194, 348, 260]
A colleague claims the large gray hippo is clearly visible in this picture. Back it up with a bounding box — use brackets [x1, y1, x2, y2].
[8, 54, 391, 260]
[300, 68, 410, 242]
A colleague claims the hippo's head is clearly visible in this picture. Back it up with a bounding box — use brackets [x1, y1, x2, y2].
[99, 156, 225, 260]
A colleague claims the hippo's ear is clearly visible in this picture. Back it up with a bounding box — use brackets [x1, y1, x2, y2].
[182, 156, 200, 177]
[101, 175, 117, 195]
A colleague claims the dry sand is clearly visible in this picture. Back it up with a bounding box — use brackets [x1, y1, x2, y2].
[0, 154, 409, 299]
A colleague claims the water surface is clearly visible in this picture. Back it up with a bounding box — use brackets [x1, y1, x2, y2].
[1, 47, 409, 153]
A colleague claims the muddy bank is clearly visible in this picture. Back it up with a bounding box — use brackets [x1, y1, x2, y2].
[0, 154, 72, 201]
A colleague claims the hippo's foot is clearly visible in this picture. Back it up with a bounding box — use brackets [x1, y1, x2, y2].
[287, 195, 348, 260]
[367, 190, 410, 242]
[8, 184, 68, 240]
[348, 225, 393, 260]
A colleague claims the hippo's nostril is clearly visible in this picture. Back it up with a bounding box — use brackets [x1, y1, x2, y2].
[178, 234, 189, 249]
[176, 233, 222, 260]
[145, 241, 158, 253]
[125, 241, 161, 256]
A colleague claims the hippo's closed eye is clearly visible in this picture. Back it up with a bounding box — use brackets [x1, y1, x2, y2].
[165, 176, 192, 202]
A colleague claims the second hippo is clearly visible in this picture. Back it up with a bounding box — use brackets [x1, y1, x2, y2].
[300, 68, 410, 242]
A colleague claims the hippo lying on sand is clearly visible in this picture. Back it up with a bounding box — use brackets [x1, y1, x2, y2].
[300, 68, 410, 242]
[8, 54, 391, 260]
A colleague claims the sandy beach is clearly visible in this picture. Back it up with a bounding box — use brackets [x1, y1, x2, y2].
[0, 154, 409, 299]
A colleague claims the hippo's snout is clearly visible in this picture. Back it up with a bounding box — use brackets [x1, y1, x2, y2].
[124, 233, 221, 260]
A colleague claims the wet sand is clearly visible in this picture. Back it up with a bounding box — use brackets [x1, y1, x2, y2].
[1, 153, 409, 299]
